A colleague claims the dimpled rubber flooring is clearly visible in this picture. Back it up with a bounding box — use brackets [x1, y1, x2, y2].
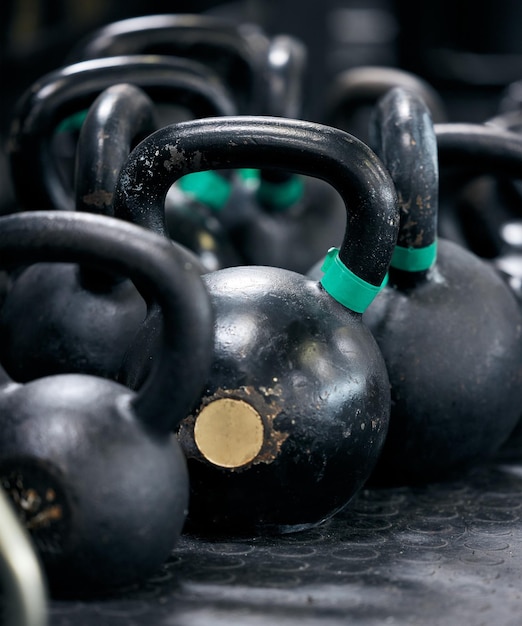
[46, 456, 522, 626]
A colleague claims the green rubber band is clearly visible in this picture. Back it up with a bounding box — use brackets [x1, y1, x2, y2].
[256, 174, 304, 212]
[55, 109, 88, 134]
[237, 168, 260, 182]
[391, 240, 438, 272]
[178, 170, 232, 212]
[319, 247, 387, 314]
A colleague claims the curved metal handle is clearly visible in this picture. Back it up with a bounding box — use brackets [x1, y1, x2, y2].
[75, 83, 157, 218]
[370, 87, 439, 255]
[8, 55, 237, 214]
[435, 123, 522, 178]
[66, 13, 270, 114]
[0, 486, 48, 626]
[114, 115, 399, 287]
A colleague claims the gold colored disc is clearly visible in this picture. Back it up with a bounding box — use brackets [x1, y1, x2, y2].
[194, 398, 264, 468]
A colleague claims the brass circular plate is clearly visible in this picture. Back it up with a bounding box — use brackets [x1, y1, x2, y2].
[194, 398, 264, 468]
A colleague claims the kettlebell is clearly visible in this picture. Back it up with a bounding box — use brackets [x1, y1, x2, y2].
[7, 53, 242, 272]
[114, 115, 399, 534]
[0, 82, 204, 383]
[362, 87, 522, 485]
[8, 54, 237, 215]
[0, 210, 213, 593]
[67, 12, 271, 115]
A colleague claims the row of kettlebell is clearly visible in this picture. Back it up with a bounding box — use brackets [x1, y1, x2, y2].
[2, 12, 522, 598]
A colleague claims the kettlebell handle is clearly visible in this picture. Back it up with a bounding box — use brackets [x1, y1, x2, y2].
[67, 13, 269, 112]
[114, 115, 399, 288]
[75, 83, 157, 218]
[369, 87, 439, 268]
[9, 55, 237, 213]
[435, 123, 522, 178]
[0, 211, 213, 433]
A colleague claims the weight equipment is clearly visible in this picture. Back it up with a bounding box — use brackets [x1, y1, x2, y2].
[8, 54, 236, 214]
[0, 210, 213, 593]
[361, 87, 522, 485]
[114, 115, 399, 534]
[66, 13, 271, 115]
[0, 83, 155, 382]
[1, 52, 244, 382]
[432, 109, 522, 463]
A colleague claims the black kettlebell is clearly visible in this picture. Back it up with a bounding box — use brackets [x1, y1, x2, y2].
[362, 87, 522, 485]
[67, 13, 271, 115]
[114, 115, 399, 534]
[0, 82, 206, 383]
[8, 54, 236, 215]
[0, 210, 213, 593]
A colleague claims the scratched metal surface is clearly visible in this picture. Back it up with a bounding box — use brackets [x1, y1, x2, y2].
[44, 453, 522, 626]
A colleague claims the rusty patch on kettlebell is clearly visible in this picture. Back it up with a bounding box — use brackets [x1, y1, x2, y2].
[178, 386, 289, 470]
[82, 189, 113, 210]
[0, 462, 69, 556]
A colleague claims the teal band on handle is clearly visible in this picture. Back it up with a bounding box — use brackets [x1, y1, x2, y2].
[178, 170, 232, 212]
[256, 174, 304, 212]
[319, 247, 387, 313]
[237, 168, 260, 190]
[55, 109, 89, 134]
[391, 239, 438, 272]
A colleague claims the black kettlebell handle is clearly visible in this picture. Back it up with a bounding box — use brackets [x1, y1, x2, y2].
[435, 123, 522, 178]
[369, 87, 438, 270]
[67, 13, 270, 113]
[114, 115, 399, 290]
[8, 55, 237, 213]
[0, 211, 213, 433]
[75, 83, 157, 218]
